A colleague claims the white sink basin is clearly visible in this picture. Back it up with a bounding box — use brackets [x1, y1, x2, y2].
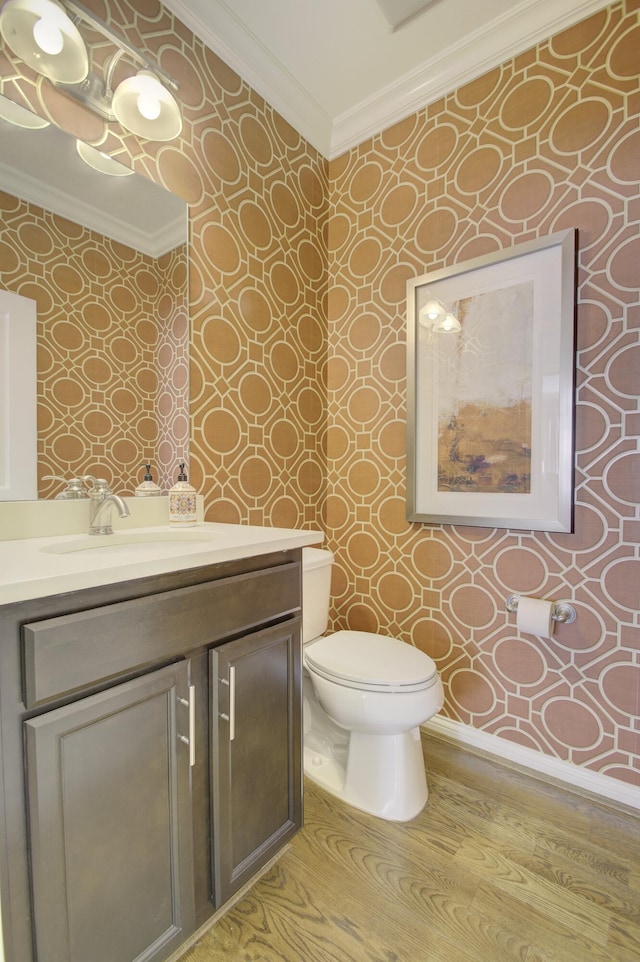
[41, 529, 215, 555]
[1, 519, 324, 606]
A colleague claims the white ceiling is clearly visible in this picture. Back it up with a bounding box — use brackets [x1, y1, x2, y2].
[162, 0, 611, 159]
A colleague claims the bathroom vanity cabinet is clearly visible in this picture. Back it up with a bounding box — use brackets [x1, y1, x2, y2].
[211, 621, 300, 905]
[25, 661, 195, 962]
[0, 549, 303, 962]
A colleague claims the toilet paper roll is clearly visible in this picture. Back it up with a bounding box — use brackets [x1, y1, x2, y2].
[516, 596, 555, 639]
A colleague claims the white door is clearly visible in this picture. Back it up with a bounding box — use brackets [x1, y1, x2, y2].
[0, 289, 37, 500]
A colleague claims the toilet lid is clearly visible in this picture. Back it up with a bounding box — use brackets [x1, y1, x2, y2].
[304, 630, 438, 693]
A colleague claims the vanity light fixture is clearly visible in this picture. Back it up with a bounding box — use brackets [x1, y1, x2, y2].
[75, 139, 134, 176]
[0, 0, 88, 83]
[418, 296, 461, 333]
[0, 0, 182, 141]
[0, 91, 50, 127]
[112, 69, 182, 141]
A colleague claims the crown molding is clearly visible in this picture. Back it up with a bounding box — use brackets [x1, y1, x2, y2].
[0, 161, 185, 258]
[329, 0, 613, 158]
[163, 0, 613, 160]
[161, 0, 332, 156]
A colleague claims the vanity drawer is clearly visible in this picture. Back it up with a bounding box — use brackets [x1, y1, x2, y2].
[22, 561, 300, 708]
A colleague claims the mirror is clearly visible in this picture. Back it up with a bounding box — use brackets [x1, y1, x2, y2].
[0, 102, 189, 500]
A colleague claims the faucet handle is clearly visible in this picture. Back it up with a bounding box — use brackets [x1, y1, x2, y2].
[43, 475, 91, 500]
[85, 477, 112, 497]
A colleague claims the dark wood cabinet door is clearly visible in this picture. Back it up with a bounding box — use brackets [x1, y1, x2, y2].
[24, 662, 196, 962]
[210, 618, 302, 906]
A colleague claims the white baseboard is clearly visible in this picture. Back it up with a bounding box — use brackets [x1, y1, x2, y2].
[424, 715, 640, 813]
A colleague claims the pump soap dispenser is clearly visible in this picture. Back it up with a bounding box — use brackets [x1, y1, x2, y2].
[169, 463, 197, 525]
[135, 464, 162, 497]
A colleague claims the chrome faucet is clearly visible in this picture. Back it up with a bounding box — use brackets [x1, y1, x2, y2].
[43, 475, 91, 499]
[88, 478, 130, 535]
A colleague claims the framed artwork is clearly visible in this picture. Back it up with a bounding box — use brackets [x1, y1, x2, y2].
[406, 230, 577, 531]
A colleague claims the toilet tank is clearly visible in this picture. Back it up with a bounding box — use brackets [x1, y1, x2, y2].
[302, 547, 334, 643]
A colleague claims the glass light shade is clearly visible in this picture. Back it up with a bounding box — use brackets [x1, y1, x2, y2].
[76, 140, 134, 177]
[0, 93, 50, 128]
[112, 70, 182, 141]
[32, 12, 63, 54]
[433, 312, 461, 333]
[0, 0, 88, 84]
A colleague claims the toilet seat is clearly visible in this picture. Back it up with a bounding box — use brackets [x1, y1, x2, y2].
[304, 630, 438, 693]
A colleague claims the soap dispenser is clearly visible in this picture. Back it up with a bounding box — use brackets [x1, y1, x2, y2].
[169, 463, 197, 525]
[135, 464, 162, 497]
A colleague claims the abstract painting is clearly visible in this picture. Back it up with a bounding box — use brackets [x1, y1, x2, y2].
[406, 230, 577, 531]
[436, 282, 533, 495]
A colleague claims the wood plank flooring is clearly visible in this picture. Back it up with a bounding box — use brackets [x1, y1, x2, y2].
[178, 734, 640, 962]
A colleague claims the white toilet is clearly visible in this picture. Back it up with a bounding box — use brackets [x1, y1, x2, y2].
[302, 547, 444, 822]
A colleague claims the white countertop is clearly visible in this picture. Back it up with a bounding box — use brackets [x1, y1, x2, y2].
[0, 522, 324, 605]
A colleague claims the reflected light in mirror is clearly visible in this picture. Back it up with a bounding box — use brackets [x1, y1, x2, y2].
[0, 0, 89, 83]
[76, 139, 135, 177]
[433, 312, 461, 333]
[0, 92, 50, 128]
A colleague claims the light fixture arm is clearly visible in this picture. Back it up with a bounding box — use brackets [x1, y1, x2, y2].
[103, 47, 125, 99]
[62, 47, 125, 121]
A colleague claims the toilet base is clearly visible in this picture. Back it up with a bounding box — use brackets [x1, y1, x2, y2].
[303, 721, 428, 822]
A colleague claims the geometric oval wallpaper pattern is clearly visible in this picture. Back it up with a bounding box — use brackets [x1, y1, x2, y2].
[0, 0, 637, 788]
[326, 1, 640, 786]
[0, 192, 188, 494]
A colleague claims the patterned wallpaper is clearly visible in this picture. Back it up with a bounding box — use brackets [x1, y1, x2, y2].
[0, 0, 637, 789]
[0, 0, 328, 526]
[326, 1, 639, 787]
[0, 192, 188, 494]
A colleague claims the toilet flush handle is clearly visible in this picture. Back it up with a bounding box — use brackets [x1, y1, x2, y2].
[220, 666, 236, 741]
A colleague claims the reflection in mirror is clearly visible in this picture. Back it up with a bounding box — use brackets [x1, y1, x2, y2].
[0, 100, 189, 501]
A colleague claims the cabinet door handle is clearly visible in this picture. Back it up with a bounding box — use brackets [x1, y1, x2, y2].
[177, 684, 196, 767]
[228, 666, 236, 742]
[220, 666, 236, 742]
[188, 684, 196, 766]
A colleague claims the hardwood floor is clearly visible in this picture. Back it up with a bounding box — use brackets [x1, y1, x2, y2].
[178, 734, 640, 962]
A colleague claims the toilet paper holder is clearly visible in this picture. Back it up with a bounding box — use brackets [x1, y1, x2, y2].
[505, 594, 577, 624]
